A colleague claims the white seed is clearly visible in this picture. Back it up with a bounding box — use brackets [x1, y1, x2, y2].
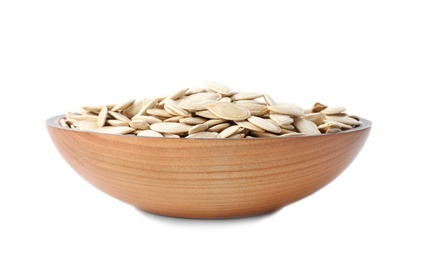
[218, 125, 242, 138]
[164, 99, 190, 116]
[150, 122, 192, 134]
[133, 98, 158, 118]
[73, 121, 99, 131]
[59, 118, 69, 128]
[233, 101, 267, 116]
[185, 87, 207, 95]
[303, 112, 325, 126]
[137, 130, 164, 137]
[96, 126, 135, 135]
[204, 119, 227, 127]
[247, 116, 282, 133]
[321, 106, 347, 115]
[267, 103, 305, 117]
[123, 99, 149, 118]
[186, 131, 219, 139]
[206, 102, 251, 121]
[208, 122, 231, 132]
[234, 120, 265, 132]
[269, 114, 294, 127]
[111, 99, 136, 112]
[164, 115, 185, 122]
[263, 93, 276, 106]
[325, 115, 362, 126]
[158, 88, 189, 106]
[132, 115, 163, 124]
[195, 110, 222, 119]
[293, 117, 321, 135]
[147, 108, 174, 118]
[179, 92, 221, 111]
[188, 124, 208, 135]
[204, 81, 232, 95]
[129, 119, 150, 130]
[107, 119, 129, 127]
[179, 117, 207, 125]
[326, 128, 342, 134]
[97, 106, 108, 127]
[108, 111, 131, 123]
[231, 92, 263, 101]
[162, 133, 181, 138]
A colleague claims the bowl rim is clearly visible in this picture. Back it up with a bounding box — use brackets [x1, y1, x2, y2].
[46, 114, 372, 141]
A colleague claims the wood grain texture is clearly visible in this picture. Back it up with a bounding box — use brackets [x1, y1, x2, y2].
[46, 115, 371, 219]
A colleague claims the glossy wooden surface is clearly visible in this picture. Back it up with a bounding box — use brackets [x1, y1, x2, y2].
[47, 115, 371, 219]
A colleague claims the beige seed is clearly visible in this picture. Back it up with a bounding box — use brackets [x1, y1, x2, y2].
[204, 81, 232, 95]
[81, 106, 104, 113]
[111, 99, 136, 112]
[162, 133, 181, 138]
[97, 106, 108, 127]
[206, 102, 251, 121]
[108, 111, 131, 123]
[325, 115, 362, 126]
[326, 128, 342, 134]
[164, 99, 190, 116]
[81, 114, 99, 122]
[179, 92, 221, 111]
[179, 117, 207, 125]
[185, 87, 207, 95]
[96, 126, 135, 135]
[234, 120, 265, 132]
[208, 122, 231, 132]
[247, 116, 282, 133]
[233, 101, 267, 116]
[137, 129, 164, 137]
[186, 131, 219, 139]
[147, 108, 174, 118]
[132, 115, 163, 124]
[163, 115, 185, 122]
[129, 119, 150, 130]
[150, 122, 192, 134]
[73, 121, 100, 131]
[263, 93, 276, 106]
[188, 124, 208, 135]
[133, 98, 158, 118]
[218, 125, 242, 138]
[123, 99, 149, 118]
[293, 117, 321, 135]
[231, 92, 263, 101]
[66, 112, 82, 120]
[228, 133, 246, 139]
[303, 112, 325, 126]
[158, 88, 189, 106]
[204, 119, 227, 127]
[321, 120, 353, 129]
[267, 103, 305, 117]
[107, 119, 129, 127]
[195, 110, 222, 119]
[269, 114, 294, 127]
[219, 97, 232, 102]
[279, 132, 306, 137]
[59, 118, 70, 128]
[321, 106, 347, 115]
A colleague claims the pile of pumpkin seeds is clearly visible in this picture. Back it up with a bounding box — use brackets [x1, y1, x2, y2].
[60, 81, 362, 138]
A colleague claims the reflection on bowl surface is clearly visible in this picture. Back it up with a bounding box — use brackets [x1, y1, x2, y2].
[47, 115, 371, 219]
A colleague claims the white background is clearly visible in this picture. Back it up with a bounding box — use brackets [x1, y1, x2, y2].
[1, 1, 428, 259]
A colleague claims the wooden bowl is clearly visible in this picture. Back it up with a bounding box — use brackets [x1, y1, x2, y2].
[46, 115, 371, 219]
